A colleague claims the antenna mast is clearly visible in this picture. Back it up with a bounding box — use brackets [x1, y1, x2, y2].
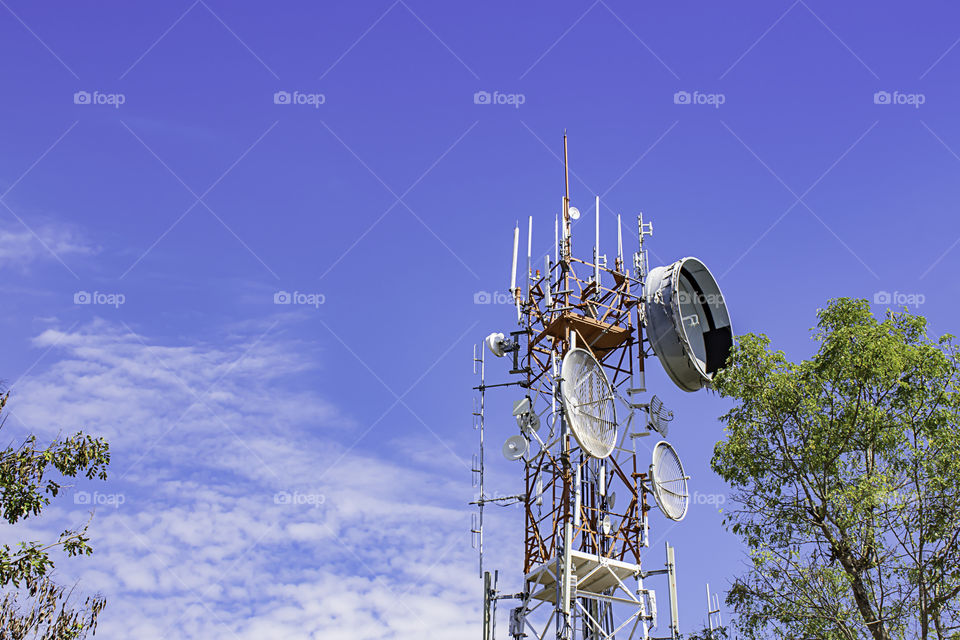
[470, 132, 734, 640]
[705, 584, 722, 637]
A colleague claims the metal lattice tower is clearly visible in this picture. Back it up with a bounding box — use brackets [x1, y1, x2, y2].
[472, 134, 733, 640]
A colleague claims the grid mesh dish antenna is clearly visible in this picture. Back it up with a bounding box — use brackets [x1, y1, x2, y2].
[650, 441, 689, 521]
[560, 348, 617, 458]
[648, 395, 674, 437]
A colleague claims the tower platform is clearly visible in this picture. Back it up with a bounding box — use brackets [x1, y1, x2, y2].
[526, 550, 642, 604]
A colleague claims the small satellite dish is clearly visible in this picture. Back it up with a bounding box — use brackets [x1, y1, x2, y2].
[502, 435, 529, 461]
[601, 514, 612, 535]
[560, 348, 617, 459]
[606, 491, 616, 511]
[649, 441, 689, 521]
[485, 332, 507, 357]
[644, 257, 733, 392]
[568, 206, 581, 220]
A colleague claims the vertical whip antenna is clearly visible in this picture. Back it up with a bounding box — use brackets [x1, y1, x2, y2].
[554, 214, 559, 268]
[544, 255, 553, 306]
[527, 216, 533, 299]
[617, 214, 623, 272]
[510, 223, 519, 294]
[562, 133, 571, 260]
[595, 195, 601, 287]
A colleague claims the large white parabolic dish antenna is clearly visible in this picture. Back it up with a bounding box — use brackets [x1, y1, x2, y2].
[643, 257, 733, 392]
[649, 440, 689, 521]
[560, 348, 617, 459]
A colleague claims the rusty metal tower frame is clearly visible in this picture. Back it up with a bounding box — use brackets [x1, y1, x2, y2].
[472, 135, 688, 640]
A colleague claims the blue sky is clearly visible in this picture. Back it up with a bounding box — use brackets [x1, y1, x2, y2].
[2, 1, 960, 637]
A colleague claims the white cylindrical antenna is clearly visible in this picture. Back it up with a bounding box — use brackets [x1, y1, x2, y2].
[561, 196, 568, 243]
[667, 542, 680, 637]
[707, 584, 712, 614]
[617, 214, 623, 271]
[599, 461, 606, 497]
[510, 224, 519, 293]
[595, 195, 600, 286]
[544, 255, 553, 306]
[527, 216, 533, 295]
[550, 351, 557, 423]
[574, 464, 582, 527]
[643, 507, 649, 546]
[554, 214, 559, 267]
[706, 584, 713, 632]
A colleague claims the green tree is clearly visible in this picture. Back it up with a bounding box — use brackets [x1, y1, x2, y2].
[684, 625, 730, 640]
[0, 392, 111, 639]
[711, 298, 960, 640]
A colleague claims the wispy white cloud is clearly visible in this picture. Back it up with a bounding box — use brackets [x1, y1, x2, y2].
[0, 224, 95, 269]
[4, 320, 479, 639]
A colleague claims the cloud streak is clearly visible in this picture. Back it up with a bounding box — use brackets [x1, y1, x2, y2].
[4, 320, 478, 639]
[0, 225, 94, 270]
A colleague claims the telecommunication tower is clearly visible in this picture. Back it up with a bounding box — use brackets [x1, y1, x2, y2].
[472, 134, 733, 640]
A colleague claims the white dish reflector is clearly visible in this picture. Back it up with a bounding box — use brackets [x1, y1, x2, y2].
[503, 435, 529, 461]
[560, 348, 617, 459]
[649, 441, 689, 521]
